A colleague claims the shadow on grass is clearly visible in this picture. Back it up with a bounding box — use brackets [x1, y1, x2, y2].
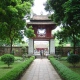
[69, 65, 80, 68]
[0, 66, 12, 69]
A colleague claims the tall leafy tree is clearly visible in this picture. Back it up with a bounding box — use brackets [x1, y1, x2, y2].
[45, 0, 80, 53]
[55, 27, 80, 46]
[0, 0, 34, 53]
[63, 0, 80, 27]
[63, 0, 80, 53]
[45, 0, 67, 25]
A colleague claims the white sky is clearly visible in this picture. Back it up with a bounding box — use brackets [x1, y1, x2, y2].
[32, 0, 48, 15]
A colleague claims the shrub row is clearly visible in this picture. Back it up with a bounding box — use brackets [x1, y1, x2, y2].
[48, 57, 80, 80]
[0, 56, 35, 80]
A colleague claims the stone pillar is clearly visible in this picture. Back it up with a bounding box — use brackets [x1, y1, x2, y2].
[50, 39, 55, 54]
[28, 39, 33, 55]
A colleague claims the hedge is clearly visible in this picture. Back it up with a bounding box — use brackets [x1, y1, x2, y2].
[48, 56, 80, 80]
[0, 56, 35, 80]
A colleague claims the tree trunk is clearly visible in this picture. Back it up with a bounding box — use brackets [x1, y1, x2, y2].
[73, 42, 75, 54]
[73, 32, 76, 54]
[10, 39, 13, 53]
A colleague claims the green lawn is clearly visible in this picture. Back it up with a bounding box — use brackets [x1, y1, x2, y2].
[60, 57, 80, 75]
[0, 56, 24, 79]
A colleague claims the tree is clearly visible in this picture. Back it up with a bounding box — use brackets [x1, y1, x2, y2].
[0, 0, 33, 53]
[24, 26, 36, 38]
[63, 0, 80, 53]
[45, 0, 80, 26]
[67, 54, 80, 67]
[54, 26, 80, 54]
[44, 0, 53, 14]
[45, 0, 67, 25]
[1, 54, 14, 67]
[45, 0, 80, 54]
[63, 0, 80, 27]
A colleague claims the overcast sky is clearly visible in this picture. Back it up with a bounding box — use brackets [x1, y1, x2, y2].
[32, 0, 48, 15]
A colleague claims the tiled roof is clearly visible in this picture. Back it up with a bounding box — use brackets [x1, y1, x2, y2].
[27, 15, 56, 25]
[31, 15, 51, 20]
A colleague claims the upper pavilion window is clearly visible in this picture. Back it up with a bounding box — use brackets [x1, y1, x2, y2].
[37, 29, 46, 37]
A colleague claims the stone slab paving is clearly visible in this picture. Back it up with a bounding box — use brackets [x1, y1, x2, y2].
[20, 58, 62, 80]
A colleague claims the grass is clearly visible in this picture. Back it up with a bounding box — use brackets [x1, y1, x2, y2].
[14, 56, 23, 61]
[59, 57, 80, 75]
[0, 56, 26, 79]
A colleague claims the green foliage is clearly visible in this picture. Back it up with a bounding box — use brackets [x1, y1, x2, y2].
[0, 56, 35, 80]
[54, 27, 70, 44]
[67, 54, 80, 67]
[47, 55, 54, 59]
[44, 0, 53, 13]
[55, 46, 63, 55]
[45, 0, 80, 54]
[24, 26, 36, 38]
[45, 0, 80, 26]
[22, 46, 26, 53]
[1, 54, 14, 67]
[45, 0, 67, 25]
[63, 0, 80, 27]
[54, 27, 80, 54]
[0, 0, 33, 52]
[49, 57, 80, 80]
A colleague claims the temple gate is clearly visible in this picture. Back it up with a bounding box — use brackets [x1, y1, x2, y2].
[27, 15, 56, 55]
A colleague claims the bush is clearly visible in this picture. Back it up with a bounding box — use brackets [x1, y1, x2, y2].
[67, 54, 80, 67]
[47, 55, 54, 59]
[1, 54, 14, 67]
[49, 57, 80, 80]
[0, 56, 35, 80]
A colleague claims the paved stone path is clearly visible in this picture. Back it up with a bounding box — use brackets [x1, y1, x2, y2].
[20, 58, 62, 80]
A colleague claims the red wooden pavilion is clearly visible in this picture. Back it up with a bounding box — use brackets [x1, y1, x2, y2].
[27, 14, 56, 54]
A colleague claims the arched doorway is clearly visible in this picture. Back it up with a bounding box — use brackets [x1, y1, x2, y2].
[34, 41, 49, 55]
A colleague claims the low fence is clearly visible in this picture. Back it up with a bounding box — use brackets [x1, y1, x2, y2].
[0, 46, 28, 56]
[55, 47, 80, 56]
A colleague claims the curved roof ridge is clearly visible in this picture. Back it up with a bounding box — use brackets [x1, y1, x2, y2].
[31, 14, 51, 20]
